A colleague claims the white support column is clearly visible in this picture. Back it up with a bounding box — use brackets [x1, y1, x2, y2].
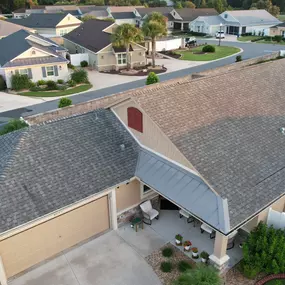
[209, 232, 230, 272]
[110, 188, 118, 230]
[0, 256, 7, 285]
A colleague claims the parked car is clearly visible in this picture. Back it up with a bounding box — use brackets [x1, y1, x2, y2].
[216, 31, 225, 39]
[185, 37, 197, 47]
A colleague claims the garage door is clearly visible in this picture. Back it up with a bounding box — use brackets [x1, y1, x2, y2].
[0, 196, 110, 278]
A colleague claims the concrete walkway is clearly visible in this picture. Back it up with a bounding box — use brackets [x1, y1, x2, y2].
[9, 231, 162, 285]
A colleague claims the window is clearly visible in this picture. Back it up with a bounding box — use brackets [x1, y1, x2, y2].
[59, 29, 68, 36]
[117, 53, 127, 65]
[140, 183, 153, 198]
[224, 14, 228, 18]
[19, 69, 28, 76]
[127, 107, 143, 133]
[143, 185, 151, 193]
[46, 66, 54, 76]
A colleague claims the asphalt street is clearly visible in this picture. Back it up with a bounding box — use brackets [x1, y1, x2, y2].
[0, 40, 284, 119]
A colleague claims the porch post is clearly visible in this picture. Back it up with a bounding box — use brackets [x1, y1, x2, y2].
[110, 189, 118, 230]
[181, 23, 184, 31]
[209, 232, 229, 272]
[0, 256, 7, 285]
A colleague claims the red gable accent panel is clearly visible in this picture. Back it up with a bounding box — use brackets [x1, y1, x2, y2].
[127, 107, 143, 133]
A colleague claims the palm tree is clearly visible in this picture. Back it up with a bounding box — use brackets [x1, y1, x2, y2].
[111, 24, 144, 70]
[142, 12, 167, 68]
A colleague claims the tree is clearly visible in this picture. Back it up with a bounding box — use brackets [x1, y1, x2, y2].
[250, 0, 280, 16]
[213, 0, 226, 12]
[111, 24, 144, 70]
[173, 264, 222, 285]
[142, 12, 167, 68]
[200, 0, 208, 7]
[85, 0, 105, 4]
[175, 1, 183, 8]
[81, 15, 97, 22]
[184, 1, 196, 7]
[13, 0, 26, 9]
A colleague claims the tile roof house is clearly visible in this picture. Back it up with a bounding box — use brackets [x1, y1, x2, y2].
[0, 58, 285, 282]
[191, 9, 281, 36]
[63, 19, 146, 70]
[7, 13, 82, 37]
[0, 30, 69, 88]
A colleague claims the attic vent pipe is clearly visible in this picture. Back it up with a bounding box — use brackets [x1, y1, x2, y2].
[120, 144, 125, 151]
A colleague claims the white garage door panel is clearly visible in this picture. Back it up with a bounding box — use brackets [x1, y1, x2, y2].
[0, 196, 110, 278]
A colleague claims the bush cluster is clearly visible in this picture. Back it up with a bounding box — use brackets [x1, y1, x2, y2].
[236, 55, 242, 62]
[80, 60, 88, 67]
[202, 45, 215, 53]
[178, 260, 192, 273]
[46, 80, 58, 90]
[68, 63, 75, 70]
[68, 80, 76, 87]
[71, 69, 89, 84]
[0, 75, 6, 91]
[0, 119, 28, 136]
[240, 222, 285, 279]
[37, 80, 46, 86]
[58, 97, 72, 108]
[160, 261, 172, 273]
[11, 74, 32, 91]
[146, 72, 159, 85]
[162, 247, 174, 258]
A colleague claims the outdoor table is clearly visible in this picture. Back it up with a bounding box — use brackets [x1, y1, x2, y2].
[131, 217, 144, 232]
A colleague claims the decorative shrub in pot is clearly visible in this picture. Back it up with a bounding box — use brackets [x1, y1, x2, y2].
[200, 251, 209, 263]
[183, 240, 192, 252]
[175, 234, 183, 246]
[192, 247, 199, 258]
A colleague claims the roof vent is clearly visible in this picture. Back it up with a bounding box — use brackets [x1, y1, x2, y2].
[120, 144, 125, 151]
[280, 127, 285, 134]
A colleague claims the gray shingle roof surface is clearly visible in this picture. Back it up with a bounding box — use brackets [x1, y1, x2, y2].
[175, 8, 218, 21]
[195, 15, 225, 25]
[111, 12, 136, 19]
[0, 109, 139, 234]
[136, 148, 230, 233]
[63, 19, 113, 53]
[7, 13, 67, 28]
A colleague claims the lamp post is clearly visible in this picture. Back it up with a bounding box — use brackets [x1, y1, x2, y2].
[219, 23, 223, 46]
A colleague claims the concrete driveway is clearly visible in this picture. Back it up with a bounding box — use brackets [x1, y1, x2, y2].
[10, 231, 162, 285]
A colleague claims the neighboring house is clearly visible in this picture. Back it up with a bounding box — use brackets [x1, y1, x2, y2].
[12, 8, 27, 19]
[270, 22, 285, 37]
[63, 19, 146, 71]
[135, 7, 218, 31]
[191, 9, 281, 36]
[0, 30, 69, 88]
[7, 13, 82, 37]
[111, 12, 137, 25]
[0, 20, 35, 39]
[0, 58, 285, 284]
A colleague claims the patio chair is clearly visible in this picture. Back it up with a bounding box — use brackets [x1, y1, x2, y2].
[227, 230, 238, 250]
[140, 200, 159, 225]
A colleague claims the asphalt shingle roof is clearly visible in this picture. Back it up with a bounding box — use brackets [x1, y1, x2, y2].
[111, 12, 136, 19]
[63, 19, 113, 53]
[0, 109, 139, 234]
[7, 13, 68, 28]
[175, 8, 218, 21]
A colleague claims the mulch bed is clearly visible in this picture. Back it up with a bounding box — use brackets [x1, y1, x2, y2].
[160, 51, 181, 59]
[145, 243, 195, 285]
[100, 66, 167, 76]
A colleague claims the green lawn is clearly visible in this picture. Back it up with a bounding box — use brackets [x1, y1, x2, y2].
[19, 84, 92, 97]
[278, 14, 285, 21]
[257, 40, 285, 45]
[176, 45, 240, 61]
[265, 279, 285, 284]
[238, 36, 262, 42]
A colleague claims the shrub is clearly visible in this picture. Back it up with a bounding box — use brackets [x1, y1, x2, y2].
[240, 222, 285, 279]
[202, 45, 215, 53]
[37, 80, 46, 86]
[67, 63, 75, 70]
[11, 74, 31, 91]
[178, 260, 192, 272]
[200, 251, 209, 260]
[162, 247, 174, 258]
[80, 60, 88, 67]
[146, 72, 159, 85]
[57, 85, 67, 91]
[0, 75, 6, 90]
[274, 35, 282, 42]
[45, 80, 57, 90]
[67, 80, 76, 87]
[71, 69, 88, 84]
[57, 79, 64, 84]
[160, 261, 172, 273]
[236, 55, 242, 62]
[29, 86, 42, 92]
[0, 119, 28, 136]
[173, 264, 222, 285]
[58, 97, 72, 108]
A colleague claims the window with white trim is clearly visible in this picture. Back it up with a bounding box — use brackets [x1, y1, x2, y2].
[46, 66, 54, 76]
[140, 183, 154, 198]
[19, 69, 28, 76]
[117, 53, 127, 65]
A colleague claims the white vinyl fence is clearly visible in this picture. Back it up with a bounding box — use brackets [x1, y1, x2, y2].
[153, 38, 183, 52]
[69, 53, 89, 67]
[267, 208, 285, 230]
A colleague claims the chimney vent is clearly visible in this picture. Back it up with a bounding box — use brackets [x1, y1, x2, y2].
[120, 144, 125, 151]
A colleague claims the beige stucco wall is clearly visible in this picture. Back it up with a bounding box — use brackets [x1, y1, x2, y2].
[56, 14, 82, 27]
[4, 63, 69, 88]
[116, 180, 141, 212]
[258, 195, 285, 223]
[270, 27, 285, 36]
[112, 100, 195, 169]
[241, 215, 259, 233]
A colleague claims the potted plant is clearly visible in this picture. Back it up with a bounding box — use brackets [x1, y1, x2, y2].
[175, 234, 183, 245]
[183, 240, 192, 251]
[200, 251, 209, 263]
[192, 247, 199, 258]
